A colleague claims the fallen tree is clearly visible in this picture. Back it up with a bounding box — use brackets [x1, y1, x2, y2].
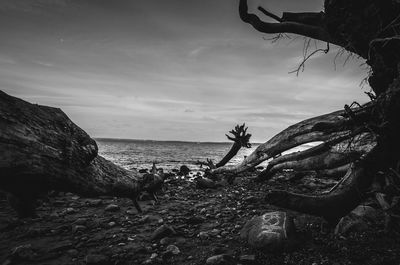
[0, 91, 143, 217]
[210, 0, 400, 223]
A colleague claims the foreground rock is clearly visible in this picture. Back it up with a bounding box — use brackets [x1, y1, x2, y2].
[335, 205, 379, 235]
[240, 211, 298, 251]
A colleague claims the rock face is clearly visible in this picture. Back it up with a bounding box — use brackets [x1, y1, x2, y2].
[334, 205, 379, 235]
[240, 211, 297, 251]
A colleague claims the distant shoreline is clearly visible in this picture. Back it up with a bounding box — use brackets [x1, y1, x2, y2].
[95, 137, 262, 145]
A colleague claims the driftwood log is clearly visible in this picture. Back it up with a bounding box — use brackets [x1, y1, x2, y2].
[0, 91, 142, 217]
[207, 0, 400, 223]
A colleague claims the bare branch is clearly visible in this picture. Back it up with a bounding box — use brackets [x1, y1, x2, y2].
[257, 6, 283, 22]
[239, 0, 341, 46]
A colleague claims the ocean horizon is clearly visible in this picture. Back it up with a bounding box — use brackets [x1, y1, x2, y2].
[96, 138, 263, 173]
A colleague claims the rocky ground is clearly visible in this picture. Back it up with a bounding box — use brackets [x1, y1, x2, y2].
[0, 170, 399, 265]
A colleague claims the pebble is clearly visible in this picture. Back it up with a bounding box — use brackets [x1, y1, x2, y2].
[105, 204, 120, 212]
[11, 244, 36, 261]
[240, 254, 256, 263]
[65, 208, 76, 214]
[151, 225, 176, 241]
[87, 199, 103, 206]
[209, 229, 221, 236]
[199, 231, 209, 239]
[206, 254, 236, 265]
[85, 254, 108, 264]
[72, 225, 86, 233]
[108, 221, 116, 227]
[73, 218, 87, 225]
[165, 244, 180, 255]
[67, 249, 79, 257]
[126, 209, 136, 215]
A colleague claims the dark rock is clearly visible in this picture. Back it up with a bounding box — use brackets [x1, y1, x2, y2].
[151, 225, 176, 241]
[139, 169, 148, 173]
[165, 244, 180, 255]
[11, 244, 37, 261]
[72, 225, 86, 233]
[186, 215, 206, 224]
[206, 254, 237, 265]
[67, 249, 79, 257]
[85, 254, 109, 265]
[105, 204, 120, 212]
[196, 177, 219, 189]
[351, 205, 379, 221]
[240, 211, 298, 251]
[73, 218, 88, 225]
[126, 209, 137, 215]
[240, 254, 256, 263]
[335, 215, 369, 236]
[179, 165, 190, 176]
[334, 205, 379, 235]
[244, 196, 258, 204]
[87, 199, 103, 206]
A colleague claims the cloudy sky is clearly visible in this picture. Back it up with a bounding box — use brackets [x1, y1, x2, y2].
[0, 0, 370, 142]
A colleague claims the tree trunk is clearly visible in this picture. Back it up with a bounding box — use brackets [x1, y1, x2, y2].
[0, 91, 142, 217]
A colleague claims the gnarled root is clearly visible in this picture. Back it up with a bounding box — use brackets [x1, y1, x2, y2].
[265, 146, 381, 222]
[258, 132, 375, 181]
[211, 107, 370, 175]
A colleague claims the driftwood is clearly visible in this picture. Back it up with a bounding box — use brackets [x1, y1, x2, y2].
[217, 0, 400, 223]
[0, 91, 142, 217]
[198, 123, 252, 170]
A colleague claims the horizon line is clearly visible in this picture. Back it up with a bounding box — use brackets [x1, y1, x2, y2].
[94, 137, 262, 145]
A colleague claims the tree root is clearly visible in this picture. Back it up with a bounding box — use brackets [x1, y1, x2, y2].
[210, 108, 369, 175]
[265, 162, 372, 223]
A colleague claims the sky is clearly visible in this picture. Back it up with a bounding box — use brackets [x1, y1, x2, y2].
[0, 0, 370, 142]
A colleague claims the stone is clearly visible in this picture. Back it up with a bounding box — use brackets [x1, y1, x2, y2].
[196, 177, 219, 189]
[151, 225, 176, 241]
[72, 225, 86, 233]
[165, 245, 180, 255]
[85, 254, 109, 264]
[105, 204, 120, 212]
[73, 218, 87, 225]
[244, 196, 258, 204]
[351, 205, 379, 221]
[206, 254, 236, 265]
[87, 199, 103, 206]
[240, 254, 256, 263]
[140, 215, 162, 224]
[67, 249, 79, 257]
[240, 211, 298, 251]
[199, 231, 209, 239]
[209, 229, 221, 236]
[334, 215, 369, 236]
[11, 244, 36, 261]
[126, 209, 137, 215]
[65, 207, 76, 214]
[108, 221, 116, 227]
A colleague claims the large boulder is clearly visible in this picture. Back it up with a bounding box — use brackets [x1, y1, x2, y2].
[240, 211, 298, 251]
[334, 205, 379, 235]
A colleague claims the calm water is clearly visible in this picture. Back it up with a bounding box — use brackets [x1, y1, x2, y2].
[96, 138, 261, 172]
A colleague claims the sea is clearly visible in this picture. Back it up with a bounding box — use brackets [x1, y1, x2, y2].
[96, 138, 263, 173]
[96, 138, 318, 174]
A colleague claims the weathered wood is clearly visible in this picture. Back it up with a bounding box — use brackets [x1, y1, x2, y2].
[211, 110, 351, 174]
[258, 132, 376, 180]
[0, 91, 142, 216]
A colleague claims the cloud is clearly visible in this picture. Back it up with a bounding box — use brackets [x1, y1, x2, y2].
[0, 0, 370, 142]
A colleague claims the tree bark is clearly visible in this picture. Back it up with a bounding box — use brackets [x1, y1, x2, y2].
[0, 91, 142, 217]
